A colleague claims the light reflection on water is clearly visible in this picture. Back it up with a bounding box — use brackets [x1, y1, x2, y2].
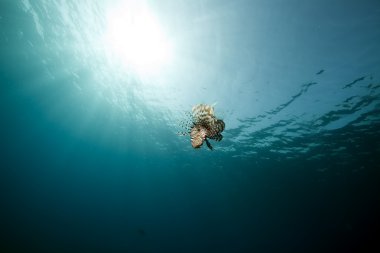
[18, 0, 380, 158]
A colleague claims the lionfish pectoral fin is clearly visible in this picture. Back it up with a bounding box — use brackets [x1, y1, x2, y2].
[205, 138, 213, 150]
[210, 134, 223, 142]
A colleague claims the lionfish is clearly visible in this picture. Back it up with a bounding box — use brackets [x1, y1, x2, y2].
[179, 104, 225, 150]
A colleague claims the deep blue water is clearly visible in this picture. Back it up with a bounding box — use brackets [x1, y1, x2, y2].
[1, 0, 380, 252]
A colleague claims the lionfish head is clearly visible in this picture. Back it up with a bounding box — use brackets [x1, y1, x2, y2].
[190, 124, 207, 148]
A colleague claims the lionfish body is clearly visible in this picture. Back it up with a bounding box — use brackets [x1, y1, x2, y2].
[189, 104, 225, 150]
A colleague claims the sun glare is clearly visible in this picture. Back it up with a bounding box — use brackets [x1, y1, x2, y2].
[104, 1, 172, 74]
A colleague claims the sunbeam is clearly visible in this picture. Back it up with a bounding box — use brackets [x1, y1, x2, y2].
[103, 1, 172, 75]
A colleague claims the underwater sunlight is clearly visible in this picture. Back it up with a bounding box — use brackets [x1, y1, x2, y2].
[103, 0, 173, 76]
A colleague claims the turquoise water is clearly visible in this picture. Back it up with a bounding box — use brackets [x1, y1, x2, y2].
[1, 0, 379, 252]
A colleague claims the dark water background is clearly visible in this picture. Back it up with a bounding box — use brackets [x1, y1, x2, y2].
[1, 0, 380, 252]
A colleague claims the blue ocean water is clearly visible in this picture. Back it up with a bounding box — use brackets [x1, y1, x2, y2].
[1, 0, 379, 252]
